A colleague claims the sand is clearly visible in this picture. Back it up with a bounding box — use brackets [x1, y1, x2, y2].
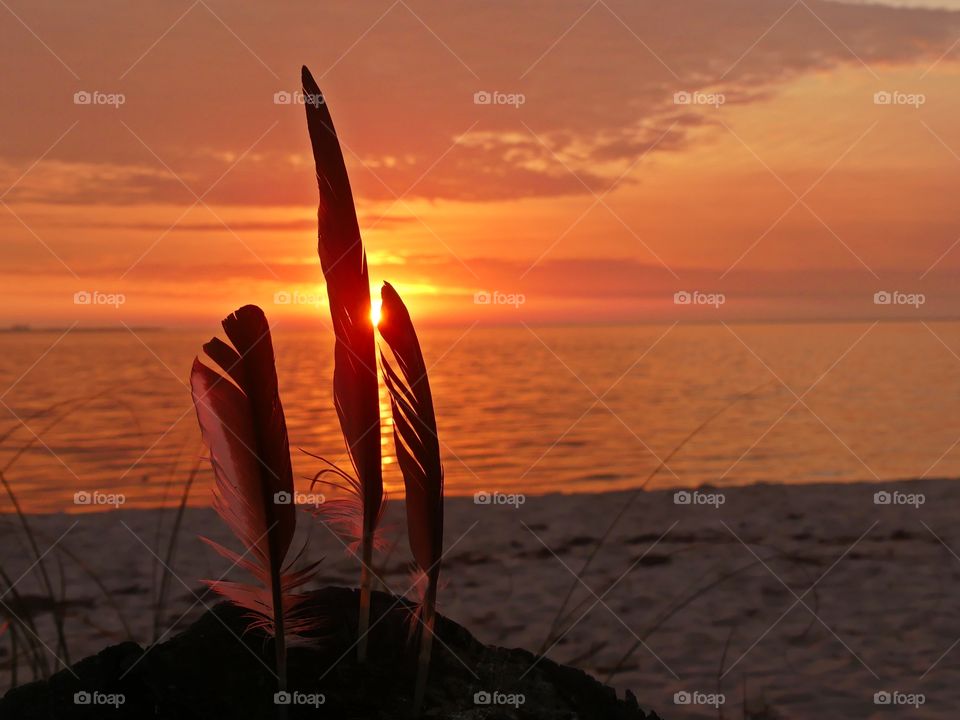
[1, 477, 959, 718]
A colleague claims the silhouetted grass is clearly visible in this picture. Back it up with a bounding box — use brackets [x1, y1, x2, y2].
[0, 562, 47, 679]
[153, 452, 201, 642]
[542, 380, 774, 654]
[0, 390, 196, 690]
[51, 543, 134, 643]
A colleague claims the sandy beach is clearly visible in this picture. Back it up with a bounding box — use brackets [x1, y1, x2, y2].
[1, 477, 957, 718]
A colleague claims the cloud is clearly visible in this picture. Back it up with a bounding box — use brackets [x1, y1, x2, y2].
[1, 0, 959, 205]
[41, 214, 415, 232]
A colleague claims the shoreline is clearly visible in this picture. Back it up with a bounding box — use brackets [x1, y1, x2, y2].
[2, 474, 955, 518]
[2, 477, 959, 716]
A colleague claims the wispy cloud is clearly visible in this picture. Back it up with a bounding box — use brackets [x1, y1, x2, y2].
[2, 0, 959, 204]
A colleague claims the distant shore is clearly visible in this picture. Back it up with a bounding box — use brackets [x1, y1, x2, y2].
[0, 326, 165, 333]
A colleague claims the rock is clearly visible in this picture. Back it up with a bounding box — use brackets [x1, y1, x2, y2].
[0, 587, 662, 719]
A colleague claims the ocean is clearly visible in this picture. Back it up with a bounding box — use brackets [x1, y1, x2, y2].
[1, 320, 959, 513]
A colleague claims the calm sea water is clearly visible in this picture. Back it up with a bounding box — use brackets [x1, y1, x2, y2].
[1, 321, 959, 513]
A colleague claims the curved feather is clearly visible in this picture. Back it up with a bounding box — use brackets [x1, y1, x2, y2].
[302, 65, 383, 535]
[377, 283, 444, 595]
[190, 305, 317, 646]
[378, 282, 444, 713]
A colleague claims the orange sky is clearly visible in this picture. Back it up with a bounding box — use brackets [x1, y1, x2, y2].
[3, 0, 960, 326]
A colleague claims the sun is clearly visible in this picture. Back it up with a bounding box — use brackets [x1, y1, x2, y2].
[370, 299, 382, 327]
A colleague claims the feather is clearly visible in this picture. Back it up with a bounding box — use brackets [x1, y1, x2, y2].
[190, 305, 318, 690]
[377, 282, 444, 714]
[302, 65, 384, 659]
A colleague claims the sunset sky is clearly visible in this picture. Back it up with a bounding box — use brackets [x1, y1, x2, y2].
[3, 0, 960, 325]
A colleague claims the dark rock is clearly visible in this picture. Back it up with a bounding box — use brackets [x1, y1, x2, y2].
[0, 587, 663, 719]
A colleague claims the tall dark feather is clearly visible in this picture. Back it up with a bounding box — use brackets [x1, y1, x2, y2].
[378, 282, 444, 713]
[190, 305, 317, 691]
[302, 65, 383, 659]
